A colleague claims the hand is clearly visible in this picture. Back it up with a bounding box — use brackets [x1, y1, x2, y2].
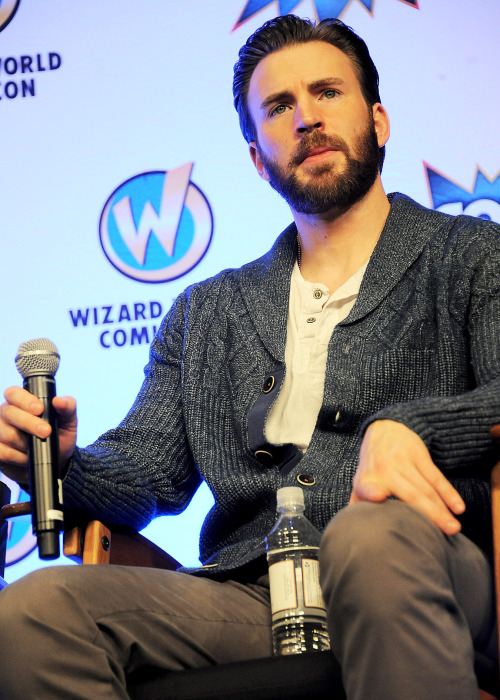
[350, 419, 466, 535]
[0, 386, 77, 485]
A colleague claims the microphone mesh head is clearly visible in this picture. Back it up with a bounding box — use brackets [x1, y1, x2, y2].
[15, 338, 60, 378]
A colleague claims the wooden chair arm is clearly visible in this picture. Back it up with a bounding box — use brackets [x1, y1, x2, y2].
[1, 502, 180, 570]
[1, 501, 31, 519]
[64, 520, 112, 564]
[489, 425, 500, 695]
[63, 517, 181, 570]
[492, 461, 500, 623]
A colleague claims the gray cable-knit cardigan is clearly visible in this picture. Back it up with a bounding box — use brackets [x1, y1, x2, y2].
[64, 193, 500, 575]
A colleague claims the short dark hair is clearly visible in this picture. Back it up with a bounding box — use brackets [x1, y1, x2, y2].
[233, 14, 385, 169]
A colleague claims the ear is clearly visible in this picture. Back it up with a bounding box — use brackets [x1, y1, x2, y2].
[249, 141, 270, 181]
[372, 103, 390, 148]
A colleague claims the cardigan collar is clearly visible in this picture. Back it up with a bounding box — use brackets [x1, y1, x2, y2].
[237, 193, 443, 360]
[237, 222, 297, 362]
[344, 192, 444, 324]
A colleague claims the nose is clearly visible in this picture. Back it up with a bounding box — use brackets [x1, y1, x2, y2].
[294, 98, 324, 136]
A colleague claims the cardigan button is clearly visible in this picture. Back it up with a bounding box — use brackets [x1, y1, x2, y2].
[262, 375, 275, 393]
[297, 474, 316, 486]
[254, 449, 274, 467]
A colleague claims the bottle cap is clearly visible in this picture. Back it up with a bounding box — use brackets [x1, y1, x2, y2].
[276, 486, 304, 509]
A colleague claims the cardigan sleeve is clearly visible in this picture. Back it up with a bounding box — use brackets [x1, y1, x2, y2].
[62, 290, 202, 531]
[362, 216, 500, 471]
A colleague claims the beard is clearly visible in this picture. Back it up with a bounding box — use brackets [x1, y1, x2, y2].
[257, 117, 381, 215]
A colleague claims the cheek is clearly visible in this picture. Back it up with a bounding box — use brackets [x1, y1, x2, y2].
[260, 118, 293, 150]
[262, 135, 293, 166]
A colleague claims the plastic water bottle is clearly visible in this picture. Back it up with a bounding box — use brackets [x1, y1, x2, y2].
[265, 486, 331, 655]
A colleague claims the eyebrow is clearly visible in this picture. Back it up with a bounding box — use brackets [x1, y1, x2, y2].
[260, 77, 345, 112]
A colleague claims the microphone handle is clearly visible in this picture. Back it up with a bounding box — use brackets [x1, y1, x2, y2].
[24, 374, 63, 559]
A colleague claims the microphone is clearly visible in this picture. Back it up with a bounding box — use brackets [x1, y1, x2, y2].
[15, 338, 63, 559]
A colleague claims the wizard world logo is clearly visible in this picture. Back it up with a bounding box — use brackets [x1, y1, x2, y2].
[234, 0, 419, 29]
[425, 164, 500, 224]
[0, 0, 21, 33]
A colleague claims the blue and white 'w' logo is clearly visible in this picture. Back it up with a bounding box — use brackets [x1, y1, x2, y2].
[99, 164, 213, 283]
[1, 477, 36, 568]
[0, 0, 21, 33]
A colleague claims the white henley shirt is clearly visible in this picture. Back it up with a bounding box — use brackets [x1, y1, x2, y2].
[265, 260, 367, 451]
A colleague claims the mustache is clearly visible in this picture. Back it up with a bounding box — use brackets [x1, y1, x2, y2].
[290, 132, 349, 167]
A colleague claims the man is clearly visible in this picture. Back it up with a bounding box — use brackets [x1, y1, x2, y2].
[0, 14, 499, 699]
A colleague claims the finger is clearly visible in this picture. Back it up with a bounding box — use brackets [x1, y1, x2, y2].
[351, 464, 459, 531]
[417, 458, 465, 515]
[0, 440, 29, 469]
[376, 462, 463, 535]
[0, 415, 29, 453]
[0, 423, 30, 482]
[3, 386, 44, 415]
[355, 441, 463, 534]
[0, 402, 52, 439]
[0, 461, 29, 484]
[397, 447, 466, 525]
[367, 428, 464, 521]
[357, 420, 464, 535]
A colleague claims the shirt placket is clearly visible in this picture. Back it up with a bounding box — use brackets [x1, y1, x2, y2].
[297, 283, 329, 369]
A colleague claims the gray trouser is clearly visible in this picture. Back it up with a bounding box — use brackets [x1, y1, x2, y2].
[320, 501, 497, 699]
[0, 501, 495, 699]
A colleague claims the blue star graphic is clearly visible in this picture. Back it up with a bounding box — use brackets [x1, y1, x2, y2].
[234, 0, 418, 30]
[425, 165, 500, 211]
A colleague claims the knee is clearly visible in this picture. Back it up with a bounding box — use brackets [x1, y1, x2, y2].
[319, 501, 445, 612]
[0, 566, 82, 634]
[320, 500, 440, 565]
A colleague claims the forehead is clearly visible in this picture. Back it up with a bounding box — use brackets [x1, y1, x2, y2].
[247, 40, 362, 111]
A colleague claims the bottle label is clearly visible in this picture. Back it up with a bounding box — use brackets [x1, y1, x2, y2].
[301, 559, 324, 608]
[269, 558, 325, 614]
[269, 560, 297, 612]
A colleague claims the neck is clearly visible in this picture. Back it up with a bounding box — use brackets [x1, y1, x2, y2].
[293, 177, 390, 291]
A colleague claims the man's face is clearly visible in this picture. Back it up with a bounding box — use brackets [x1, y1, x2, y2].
[246, 41, 388, 214]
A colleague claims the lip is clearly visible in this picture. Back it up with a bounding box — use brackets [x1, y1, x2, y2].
[300, 147, 339, 164]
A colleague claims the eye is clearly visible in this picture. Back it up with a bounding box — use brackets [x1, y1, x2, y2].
[269, 103, 288, 117]
[322, 88, 339, 100]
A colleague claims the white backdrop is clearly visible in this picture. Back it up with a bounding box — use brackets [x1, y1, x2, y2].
[1, 0, 499, 581]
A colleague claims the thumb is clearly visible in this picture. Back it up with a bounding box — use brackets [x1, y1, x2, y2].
[52, 396, 77, 425]
[350, 479, 389, 505]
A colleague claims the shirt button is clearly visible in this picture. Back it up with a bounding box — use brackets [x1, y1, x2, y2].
[306, 317, 316, 324]
[313, 289, 322, 299]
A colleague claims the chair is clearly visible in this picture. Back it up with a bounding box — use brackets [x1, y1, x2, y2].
[2, 426, 500, 699]
[0, 481, 10, 588]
